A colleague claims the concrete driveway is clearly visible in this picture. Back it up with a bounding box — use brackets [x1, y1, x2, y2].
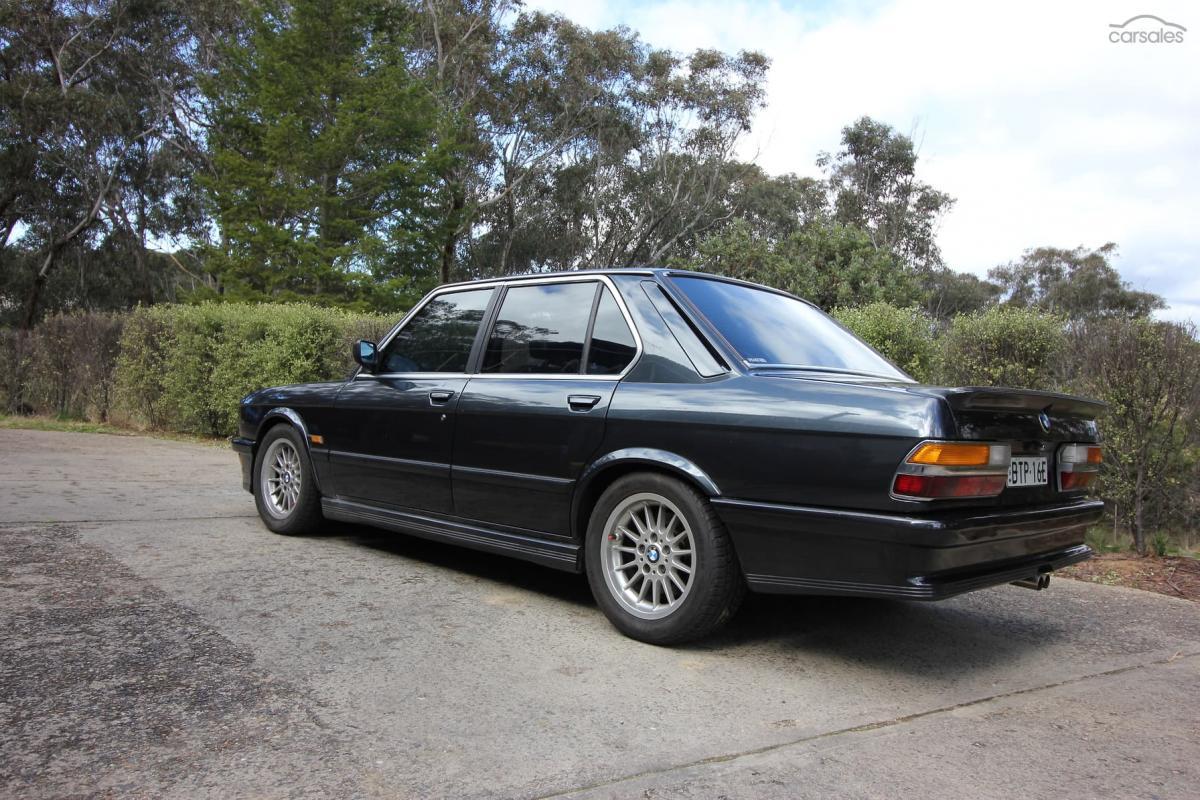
[1, 427, 1197, 799]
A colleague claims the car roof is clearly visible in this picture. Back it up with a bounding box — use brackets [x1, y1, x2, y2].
[435, 267, 800, 300]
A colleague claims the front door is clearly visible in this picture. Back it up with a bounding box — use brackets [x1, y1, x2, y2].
[452, 281, 640, 536]
[327, 287, 494, 513]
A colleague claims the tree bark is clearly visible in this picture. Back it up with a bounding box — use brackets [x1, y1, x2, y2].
[1133, 466, 1147, 555]
[21, 271, 48, 331]
[439, 188, 466, 284]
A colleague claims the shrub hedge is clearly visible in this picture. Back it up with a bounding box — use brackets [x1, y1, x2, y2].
[833, 303, 937, 382]
[0, 300, 1083, 436]
[2, 304, 392, 436]
[1, 312, 124, 420]
[937, 306, 1067, 389]
[115, 303, 393, 435]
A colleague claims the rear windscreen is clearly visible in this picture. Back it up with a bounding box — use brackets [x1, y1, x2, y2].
[671, 276, 909, 379]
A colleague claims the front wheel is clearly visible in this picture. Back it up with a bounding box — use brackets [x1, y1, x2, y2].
[585, 472, 745, 644]
[253, 425, 324, 535]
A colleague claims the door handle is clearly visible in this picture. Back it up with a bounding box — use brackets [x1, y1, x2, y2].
[567, 394, 602, 411]
[429, 390, 455, 405]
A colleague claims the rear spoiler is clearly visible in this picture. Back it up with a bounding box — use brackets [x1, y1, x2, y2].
[930, 387, 1107, 418]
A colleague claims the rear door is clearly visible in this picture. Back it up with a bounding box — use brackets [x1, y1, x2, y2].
[328, 287, 495, 513]
[451, 279, 640, 536]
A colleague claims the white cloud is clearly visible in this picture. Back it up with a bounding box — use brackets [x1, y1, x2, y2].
[525, 0, 1200, 320]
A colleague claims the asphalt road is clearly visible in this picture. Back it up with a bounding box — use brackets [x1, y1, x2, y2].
[1, 427, 1197, 799]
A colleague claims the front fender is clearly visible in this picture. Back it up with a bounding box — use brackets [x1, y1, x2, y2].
[255, 407, 323, 493]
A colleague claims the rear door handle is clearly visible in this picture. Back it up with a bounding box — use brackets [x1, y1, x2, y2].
[429, 390, 455, 405]
[567, 394, 602, 411]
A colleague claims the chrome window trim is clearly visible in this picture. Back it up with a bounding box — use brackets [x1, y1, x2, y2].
[360, 274, 643, 382]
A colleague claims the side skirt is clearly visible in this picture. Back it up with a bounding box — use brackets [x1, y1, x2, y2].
[321, 497, 582, 573]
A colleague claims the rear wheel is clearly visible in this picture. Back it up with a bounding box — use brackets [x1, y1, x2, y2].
[253, 425, 323, 535]
[585, 472, 745, 644]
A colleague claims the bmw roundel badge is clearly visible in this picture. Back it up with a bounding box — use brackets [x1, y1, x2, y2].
[1038, 411, 1052, 432]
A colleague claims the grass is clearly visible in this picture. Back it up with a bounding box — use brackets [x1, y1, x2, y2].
[1085, 523, 1199, 560]
[1085, 524, 1127, 554]
[0, 413, 225, 446]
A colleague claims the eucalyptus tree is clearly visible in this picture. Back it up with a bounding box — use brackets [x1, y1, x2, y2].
[819, 116, 954, 270]
[0, 0, 218, 327]
[989, 243, 1164, 318]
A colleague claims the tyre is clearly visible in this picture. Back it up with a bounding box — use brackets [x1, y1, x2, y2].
[585, 472, 745, 644]
[253, 425, 324, 535]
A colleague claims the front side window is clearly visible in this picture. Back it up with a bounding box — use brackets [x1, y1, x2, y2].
[671, 276, 910, 380]
[482, 282, 596, 374]
[380, 288, 493, 373]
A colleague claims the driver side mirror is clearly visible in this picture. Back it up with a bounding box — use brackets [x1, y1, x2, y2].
[353, 339, 378, 372]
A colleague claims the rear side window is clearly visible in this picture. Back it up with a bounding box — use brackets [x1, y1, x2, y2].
[482, 282, 596, 374]
[586, 288, 637, 375]
[643, 282, 726, 378]
[380, 288, 492, 373]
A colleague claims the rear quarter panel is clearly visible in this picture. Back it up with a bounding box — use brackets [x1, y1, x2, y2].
[605, 375, 947, 512]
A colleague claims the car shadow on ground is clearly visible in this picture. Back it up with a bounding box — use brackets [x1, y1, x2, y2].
[325, 521, 596, 608]
[320, 521, 1061, 676]
[699, 592, 1062, 675]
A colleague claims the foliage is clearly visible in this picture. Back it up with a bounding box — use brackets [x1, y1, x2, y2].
[0, 328, 35, 414]
[819, 117, 955, 270]
[833, 303, 937, 382]
[989, 243, 1164, 318]
[937, 306, 1066, 388]
[921, 266, 1000, 319]
[0, 0, 225, 327]
[686, 220, 922, 310]
[0, 312, 124, 419]
[114, 303, 391, 435]
[1065, 317, 1200, 554]
[448, 11, 771, 278]
[202, 0, 444, 310]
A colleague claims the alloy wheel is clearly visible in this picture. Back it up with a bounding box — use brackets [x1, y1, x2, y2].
[600, 492, 697, 620]
[261, 438, 302, 518]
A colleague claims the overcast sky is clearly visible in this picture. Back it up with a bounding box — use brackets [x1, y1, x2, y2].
[526, 0, 1200, 321]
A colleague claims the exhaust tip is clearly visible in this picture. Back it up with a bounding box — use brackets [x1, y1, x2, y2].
[1011, 574, 1051, 591]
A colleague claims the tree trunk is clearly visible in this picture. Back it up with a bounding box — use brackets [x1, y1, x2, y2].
[440, 229, 457, 285]
[439, 189, 466, 284]
[1132, 466, 1147, 555]
[20, 268, 49, 331]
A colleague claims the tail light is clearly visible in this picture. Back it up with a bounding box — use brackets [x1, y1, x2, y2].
[1057, 443, 1102, 491]
[892, 441, 1011, 501]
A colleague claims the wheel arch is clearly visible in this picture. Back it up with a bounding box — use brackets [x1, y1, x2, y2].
[254, 408, 323, 493]
[571, 448, 720, 542]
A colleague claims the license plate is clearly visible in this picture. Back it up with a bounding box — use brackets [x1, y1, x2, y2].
[1008, 456, 1048, 488]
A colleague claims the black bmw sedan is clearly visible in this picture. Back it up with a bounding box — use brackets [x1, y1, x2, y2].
[232, 269, 1104, 644]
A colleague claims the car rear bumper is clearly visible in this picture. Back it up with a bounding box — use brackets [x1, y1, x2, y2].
[714, 497, 1103, 600]
[231, 436, 255, 493]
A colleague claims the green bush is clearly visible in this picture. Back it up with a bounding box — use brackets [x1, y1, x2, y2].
[114, 303, 393, 436]
[113, 306, 172, 428]
[832, 303, 937, 382]
[936, 306, 1066, 389]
